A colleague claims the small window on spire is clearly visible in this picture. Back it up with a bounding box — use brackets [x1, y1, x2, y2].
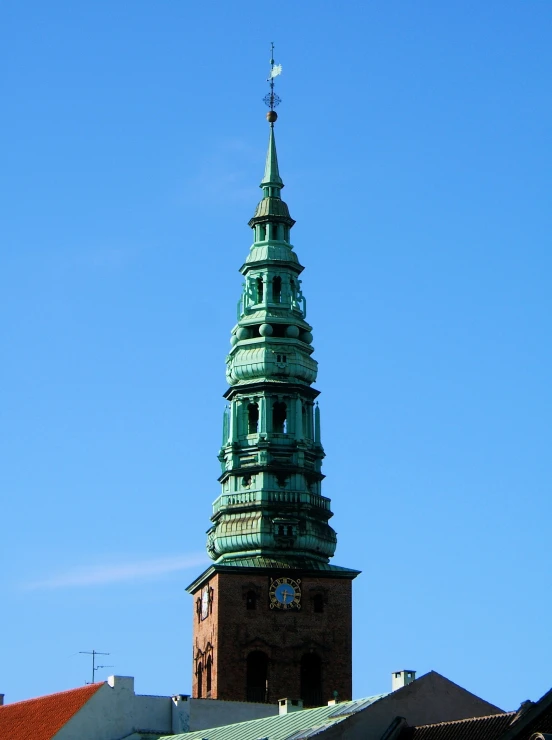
[256, 277, 264, 303]
[248, 403, 259, 434]
[273, 402, 287, 433]
[259, 224, 266, 240]
[272, 276, 282, 303]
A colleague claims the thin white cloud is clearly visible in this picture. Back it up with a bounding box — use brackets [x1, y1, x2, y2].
[25, 553, 209, 590]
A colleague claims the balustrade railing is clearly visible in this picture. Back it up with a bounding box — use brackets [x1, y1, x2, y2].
[213, 490, 330, 515]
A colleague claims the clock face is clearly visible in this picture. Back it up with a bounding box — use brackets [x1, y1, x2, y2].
[269, 577, 301, 610]
[201, 586, 210, 620]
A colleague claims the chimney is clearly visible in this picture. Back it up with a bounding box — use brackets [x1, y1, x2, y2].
[279, 698, 304, 715]
[0, 694, 4, 706]
[392, 670, 416, 691]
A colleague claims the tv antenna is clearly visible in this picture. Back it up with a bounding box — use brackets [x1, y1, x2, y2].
[79, 650, 110, 685]
[263, 42, 282, 119]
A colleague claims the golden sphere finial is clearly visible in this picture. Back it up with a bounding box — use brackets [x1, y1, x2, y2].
[266, 110, 278, 123]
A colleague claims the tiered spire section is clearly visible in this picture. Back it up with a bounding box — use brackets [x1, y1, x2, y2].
[261, 125, 283, 189]
[207, 120, 337, 565]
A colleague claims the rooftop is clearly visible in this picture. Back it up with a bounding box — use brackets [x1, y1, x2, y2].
[0, 682, 103, 740]
[159, 694, 386, 740]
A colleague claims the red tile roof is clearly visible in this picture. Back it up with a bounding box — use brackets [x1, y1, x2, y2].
[0, 682, 103, 740]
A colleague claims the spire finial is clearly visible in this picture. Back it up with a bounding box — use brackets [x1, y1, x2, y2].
[263, 42, 282, 125]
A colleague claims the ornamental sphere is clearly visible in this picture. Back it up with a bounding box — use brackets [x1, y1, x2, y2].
[300, 331, 313, 344]
[285, 325, 300, 338]
[259, 323, 274, 336]
[236, 326, 250, 340]
[230, 334, 238, 346]
[266, 110, 278, 123]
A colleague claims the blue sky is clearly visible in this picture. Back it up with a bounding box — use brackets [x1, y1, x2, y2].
[1, 0, 551, 711]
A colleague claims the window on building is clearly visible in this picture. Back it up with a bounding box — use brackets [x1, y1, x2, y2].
[301, 653, 322, 707]
[246, 590, 257, 610]
[197, 662, 203, 698]
[273, 401, 287, 433]
[248, 403, 259, 434]
[246, 651, 269, 703]
[256, 277, 264, 303]
[206, 656, 212, 695]
[272, 276, 282, 303]
[313, 594, 324, 613]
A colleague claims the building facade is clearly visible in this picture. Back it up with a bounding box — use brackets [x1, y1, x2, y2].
[186, 109, 359, 706]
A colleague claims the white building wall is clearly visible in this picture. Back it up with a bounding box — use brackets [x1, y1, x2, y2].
[185, 696, 277, 732]
[54, 677, 171, 740]
[53, 676, 278, 740]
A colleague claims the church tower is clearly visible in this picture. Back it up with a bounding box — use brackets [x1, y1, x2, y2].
[187, 55, 359, 707]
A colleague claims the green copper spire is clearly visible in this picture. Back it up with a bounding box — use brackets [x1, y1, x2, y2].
[260, 124, 283, 191]
[198, 106, 339, 568]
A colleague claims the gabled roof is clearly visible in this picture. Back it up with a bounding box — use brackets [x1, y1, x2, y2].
[159, 694, 386, 740]
[399, 712, 516, 740]
[398, 685, 552, 740]
[502, 692, 552, 740]
[0, 682, 103, 740]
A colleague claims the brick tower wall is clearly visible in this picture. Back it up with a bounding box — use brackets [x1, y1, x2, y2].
[191, 570, 353, 705]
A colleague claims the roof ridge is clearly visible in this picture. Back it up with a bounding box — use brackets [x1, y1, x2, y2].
[0, 681, 104, 708]
[413, 712, 516, 729]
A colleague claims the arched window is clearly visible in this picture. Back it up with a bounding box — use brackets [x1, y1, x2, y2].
[248, 403, 259, 434]
[197, 662, 203, 698]
[256, 277, 264, 303]
[246, 590, 257, 610]
[246, 651, 269, 703]
[301, 653, 322, 707]
[206, 656, 212, 695]
[272, 276, 282, 303]
[313, 594, 324, 613]
[272, 223, 280, 240]
[273, 402, 287, 433]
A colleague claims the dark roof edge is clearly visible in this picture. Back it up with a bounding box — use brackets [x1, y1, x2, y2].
[499, 686, 552, 740]
[186, 562, 361, 593]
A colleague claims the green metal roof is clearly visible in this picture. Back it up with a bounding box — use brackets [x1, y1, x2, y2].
[186, 557, 360, 593]
[158, 695, 386, 740]
[217, 556, 360, 574]
[261, 125, 283, 188]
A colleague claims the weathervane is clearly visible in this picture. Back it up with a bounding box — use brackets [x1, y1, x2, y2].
[263, 42, 282, 124]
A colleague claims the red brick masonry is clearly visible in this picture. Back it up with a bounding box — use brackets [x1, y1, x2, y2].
[191, 571, 353, 705]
